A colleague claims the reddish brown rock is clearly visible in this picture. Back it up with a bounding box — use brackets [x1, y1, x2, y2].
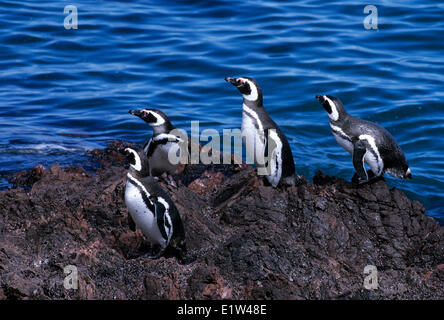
[188, 170, 226, 195]
[0, 141, 442, 300]
[13, 164, 46, 188]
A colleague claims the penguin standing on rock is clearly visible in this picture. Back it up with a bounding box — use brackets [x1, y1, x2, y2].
[129, 109, 185, 178]
[225, 76, 298, 187]
[315, 94, 412, 184]
[124, 147, 186, 259]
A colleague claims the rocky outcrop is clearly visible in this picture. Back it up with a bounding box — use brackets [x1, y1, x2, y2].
[0, 141, 442, 299]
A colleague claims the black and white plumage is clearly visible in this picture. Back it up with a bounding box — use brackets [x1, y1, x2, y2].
[124, 148, 186, 258]
[225, 76, 296, 187]
[129, 109, 183, 177]
[316, 95, 412, 184]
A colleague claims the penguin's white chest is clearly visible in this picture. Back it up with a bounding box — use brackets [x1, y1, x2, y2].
[332, 131, 353, 154]
[148, 141, 179, 175]
[242, 107, 265, 165]
[124, 180, 166, 247]
[331, 125, 353, 154]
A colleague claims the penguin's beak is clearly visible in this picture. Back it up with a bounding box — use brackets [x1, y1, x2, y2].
[129, 109, 151, 121]
[225, 77, 240, 86]
[129, 109, 143, 117]
[316, 95, 332, 113]
[315, 95, 326, 103]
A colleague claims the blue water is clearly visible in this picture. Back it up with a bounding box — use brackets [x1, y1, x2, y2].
[0, 1, 443, 223]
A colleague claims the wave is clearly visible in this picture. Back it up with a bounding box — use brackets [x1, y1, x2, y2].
[0, 143, 87, 155]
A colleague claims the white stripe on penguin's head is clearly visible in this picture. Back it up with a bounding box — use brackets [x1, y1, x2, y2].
[324, 95, 339, 121]
[141, 109, 166, 126]
[238, 77, 258, 101]
[126, 148, 142, 171]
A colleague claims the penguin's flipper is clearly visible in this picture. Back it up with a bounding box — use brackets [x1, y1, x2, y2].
[263, 129, 277, 169]
[147, 135, 181, 157]
[352, 140, 368, 183]
[262, 129, 280, 186]
[145, 138, 157, 157]
[142, 139, 150, 154]
[154, 200, 169, 241]
[140, 245, 166, 259]
[127, 214, 136, 232]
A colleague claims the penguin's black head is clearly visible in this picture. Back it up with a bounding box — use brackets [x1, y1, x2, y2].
[129, 109, 168, 126]
[225, 76, 262, 103]
[124, 147, 150, 175]
[124, 147, 138, 168]
[122, 147, 150, 177]
[225, 77, 251, 95]
[129, 108, 176, 134]
[315, 95, 346, 121]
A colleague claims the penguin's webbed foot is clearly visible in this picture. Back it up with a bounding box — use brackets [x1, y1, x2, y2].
[167, 174, 177, 188]
[140, 246, 166, 259]
[169, 245, 188, 264]
[125, 244, 163, 260]
[158, 173, 178, 188]
[262, 177, 272, 187]
[276, 175, 306, 188]
[294, 175, 307, 186]
[351, 170, 383, 185]
[182, 163, 190, 175]
[351, 174, 368, 185]
[140, 251, 163, 259]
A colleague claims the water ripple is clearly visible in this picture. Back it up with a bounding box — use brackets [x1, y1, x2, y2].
[0, 0, 443, 222]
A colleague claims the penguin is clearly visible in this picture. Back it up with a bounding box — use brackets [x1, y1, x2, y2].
[124, 147, 186, 258]
[315, 94, 412, 184]
[129, 109, 185, 177]
[225, 76, 297, 187]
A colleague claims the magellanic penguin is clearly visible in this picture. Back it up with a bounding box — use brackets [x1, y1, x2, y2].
[124, 147, 186, 259]
[129, 109, 185, 177]
[225, 76, 297, 187]
[316, 95, 412, 184]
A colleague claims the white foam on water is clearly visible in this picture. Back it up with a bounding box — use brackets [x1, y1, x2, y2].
[0, 143, 87, 155]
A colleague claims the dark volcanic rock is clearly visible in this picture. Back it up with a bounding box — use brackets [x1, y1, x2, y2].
[12, 164, 46, 189]
[0, 141, 443, 300]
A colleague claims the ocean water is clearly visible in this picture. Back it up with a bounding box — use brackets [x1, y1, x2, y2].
[0, 1, 442, 223]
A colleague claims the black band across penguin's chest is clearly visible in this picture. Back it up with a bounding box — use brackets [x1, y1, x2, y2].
[331, 125, 352, 143]
[243, 108, 261, 131]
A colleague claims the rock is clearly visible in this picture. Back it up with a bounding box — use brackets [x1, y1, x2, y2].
[0, 141, 442, 300]
[186, 265, 232, 300]
[188, 171, 226, 195]
[144, 273, 180, 300]
[13, 164, 46, 189]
